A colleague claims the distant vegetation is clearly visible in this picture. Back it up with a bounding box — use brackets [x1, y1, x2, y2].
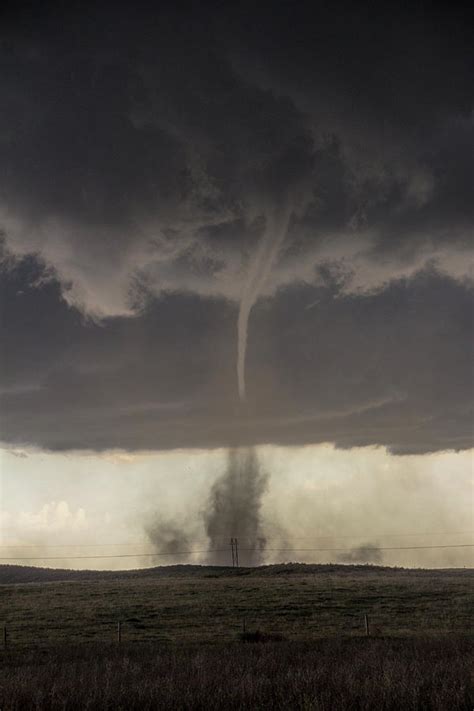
[1, 561, 473, 584]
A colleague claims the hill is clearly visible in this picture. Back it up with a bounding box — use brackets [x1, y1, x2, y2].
[0, 563, 472, 649]
[1, 561, 472, 585]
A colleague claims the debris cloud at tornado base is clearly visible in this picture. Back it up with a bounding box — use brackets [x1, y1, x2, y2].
[145, 521, 192, 560]
[203, 448, 269, 566]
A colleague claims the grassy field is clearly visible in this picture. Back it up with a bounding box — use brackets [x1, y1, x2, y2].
[1, 637, 473, 710]
[0, 564, 472, 709]
[0, 564, 472, 646]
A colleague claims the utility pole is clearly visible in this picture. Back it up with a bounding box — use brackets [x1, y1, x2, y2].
[234, 537, 239, 568]
[230, 537, 239, 567]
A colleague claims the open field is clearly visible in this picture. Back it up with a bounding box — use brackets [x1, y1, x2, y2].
[0, 564, 473, 646]
[0, 564, 473, 709]
[1, 637, 473, 710]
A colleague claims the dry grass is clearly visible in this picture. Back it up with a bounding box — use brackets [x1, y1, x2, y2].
[0, 637, 472, 710]
[1, 565, 472, 647]
[0, 566, 472, 708]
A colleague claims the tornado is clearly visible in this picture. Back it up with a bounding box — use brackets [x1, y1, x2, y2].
[204, 448, 269, 566]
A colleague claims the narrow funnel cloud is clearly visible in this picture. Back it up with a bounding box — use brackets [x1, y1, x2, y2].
[237, 204, 292, 400]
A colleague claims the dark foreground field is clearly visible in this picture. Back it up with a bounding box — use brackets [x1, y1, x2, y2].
[0, 564, 473, 709]
[1, 637, 473, 710]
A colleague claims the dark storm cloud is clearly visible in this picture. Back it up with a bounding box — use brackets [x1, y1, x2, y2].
[1, 251, 472, 453]
[1, 3, 472, 312]
[0, 4, 316, 315]
[0, 3, 473, 451]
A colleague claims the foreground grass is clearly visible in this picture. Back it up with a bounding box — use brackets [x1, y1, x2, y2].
[1, 637, 472, 710]
[1, 565, 473, 646]
[0, 567, 472, 708]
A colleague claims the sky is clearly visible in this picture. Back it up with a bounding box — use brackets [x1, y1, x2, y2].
[0, 2, 473, 568]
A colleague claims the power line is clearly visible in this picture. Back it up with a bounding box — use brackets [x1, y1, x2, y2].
[0, 544, 171, 549]
[0, 543, 472, 561]
[0, 531, 472, 549]
[0, 549, 229, 560]
[262, 531, 474, 540]
[264, 545, 474, 552]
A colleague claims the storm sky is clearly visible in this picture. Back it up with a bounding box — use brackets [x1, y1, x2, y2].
[0, 3, 472, 567]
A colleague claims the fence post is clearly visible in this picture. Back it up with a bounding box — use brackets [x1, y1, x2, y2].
[364, 614, 370, 637]
[117, 621, 122, 643]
